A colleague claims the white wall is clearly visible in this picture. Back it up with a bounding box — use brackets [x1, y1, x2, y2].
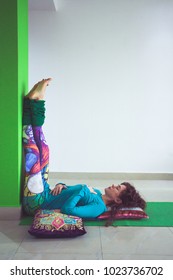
[29, 0, 173, 173]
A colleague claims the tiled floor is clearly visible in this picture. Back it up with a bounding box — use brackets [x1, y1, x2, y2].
[0, 179, 173, 260]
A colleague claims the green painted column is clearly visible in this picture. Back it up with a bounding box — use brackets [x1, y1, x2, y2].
[0, 0, 28, 207]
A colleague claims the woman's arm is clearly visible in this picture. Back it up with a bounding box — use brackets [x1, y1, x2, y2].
[60, 186, 105, 218]
[51, 183, 67, 195]
[61, 201, 105, 219]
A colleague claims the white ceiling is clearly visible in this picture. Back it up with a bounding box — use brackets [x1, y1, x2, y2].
[29, 0, 58, 11]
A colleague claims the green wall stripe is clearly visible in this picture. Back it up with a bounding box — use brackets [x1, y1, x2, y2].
[0, 0, 28, 207]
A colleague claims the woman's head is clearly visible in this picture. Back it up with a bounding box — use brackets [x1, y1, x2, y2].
[104, 182, 146, 209]
[104, 184, 127, 205]
[104, 182, 146, 226]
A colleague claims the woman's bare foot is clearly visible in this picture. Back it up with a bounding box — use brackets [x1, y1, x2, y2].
[25, 78, 52, 100]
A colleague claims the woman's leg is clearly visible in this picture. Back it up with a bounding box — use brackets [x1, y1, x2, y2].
[22, 78, 52, 215]
[22, 124, 45, 215]
[32, 126, 49, 181]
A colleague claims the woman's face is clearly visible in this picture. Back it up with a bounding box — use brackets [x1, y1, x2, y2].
[104, 184, 127, 201]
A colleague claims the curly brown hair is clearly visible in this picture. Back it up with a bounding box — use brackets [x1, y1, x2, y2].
[105, 182, 146, 226]
[119, 182, 146, 209]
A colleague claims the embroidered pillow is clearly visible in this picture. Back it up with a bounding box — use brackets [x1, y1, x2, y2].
[97, 207, 149, 220]
[28, 209, 86, 238]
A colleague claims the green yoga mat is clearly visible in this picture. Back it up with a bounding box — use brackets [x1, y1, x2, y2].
[20, 202, 173, 227]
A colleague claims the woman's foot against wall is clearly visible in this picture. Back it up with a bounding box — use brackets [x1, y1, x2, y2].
[25, 78, 52, 100]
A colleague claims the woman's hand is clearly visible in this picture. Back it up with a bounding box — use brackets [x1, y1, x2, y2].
[50, 184, 67, 196]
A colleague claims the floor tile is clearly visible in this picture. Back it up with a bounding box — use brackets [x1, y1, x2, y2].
[100, 227, 173, 256]
[0, 221, 28, 242]
[17, 226, 101, 254]
[103, 254, 173, 260]
[0, 253, 16, 260]
[0, 232, 21, 256]
[13, 252, 102, 260]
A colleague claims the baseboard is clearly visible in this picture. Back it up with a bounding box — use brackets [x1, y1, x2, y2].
[49, 172, 173, 180]
[0, 207, 21, 220]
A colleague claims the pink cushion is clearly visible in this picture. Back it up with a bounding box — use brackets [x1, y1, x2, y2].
[98, 207, 149, 220]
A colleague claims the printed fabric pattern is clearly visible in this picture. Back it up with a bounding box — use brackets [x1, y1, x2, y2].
[28, 209, 86, 237]
[22, 125, 50, 215]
